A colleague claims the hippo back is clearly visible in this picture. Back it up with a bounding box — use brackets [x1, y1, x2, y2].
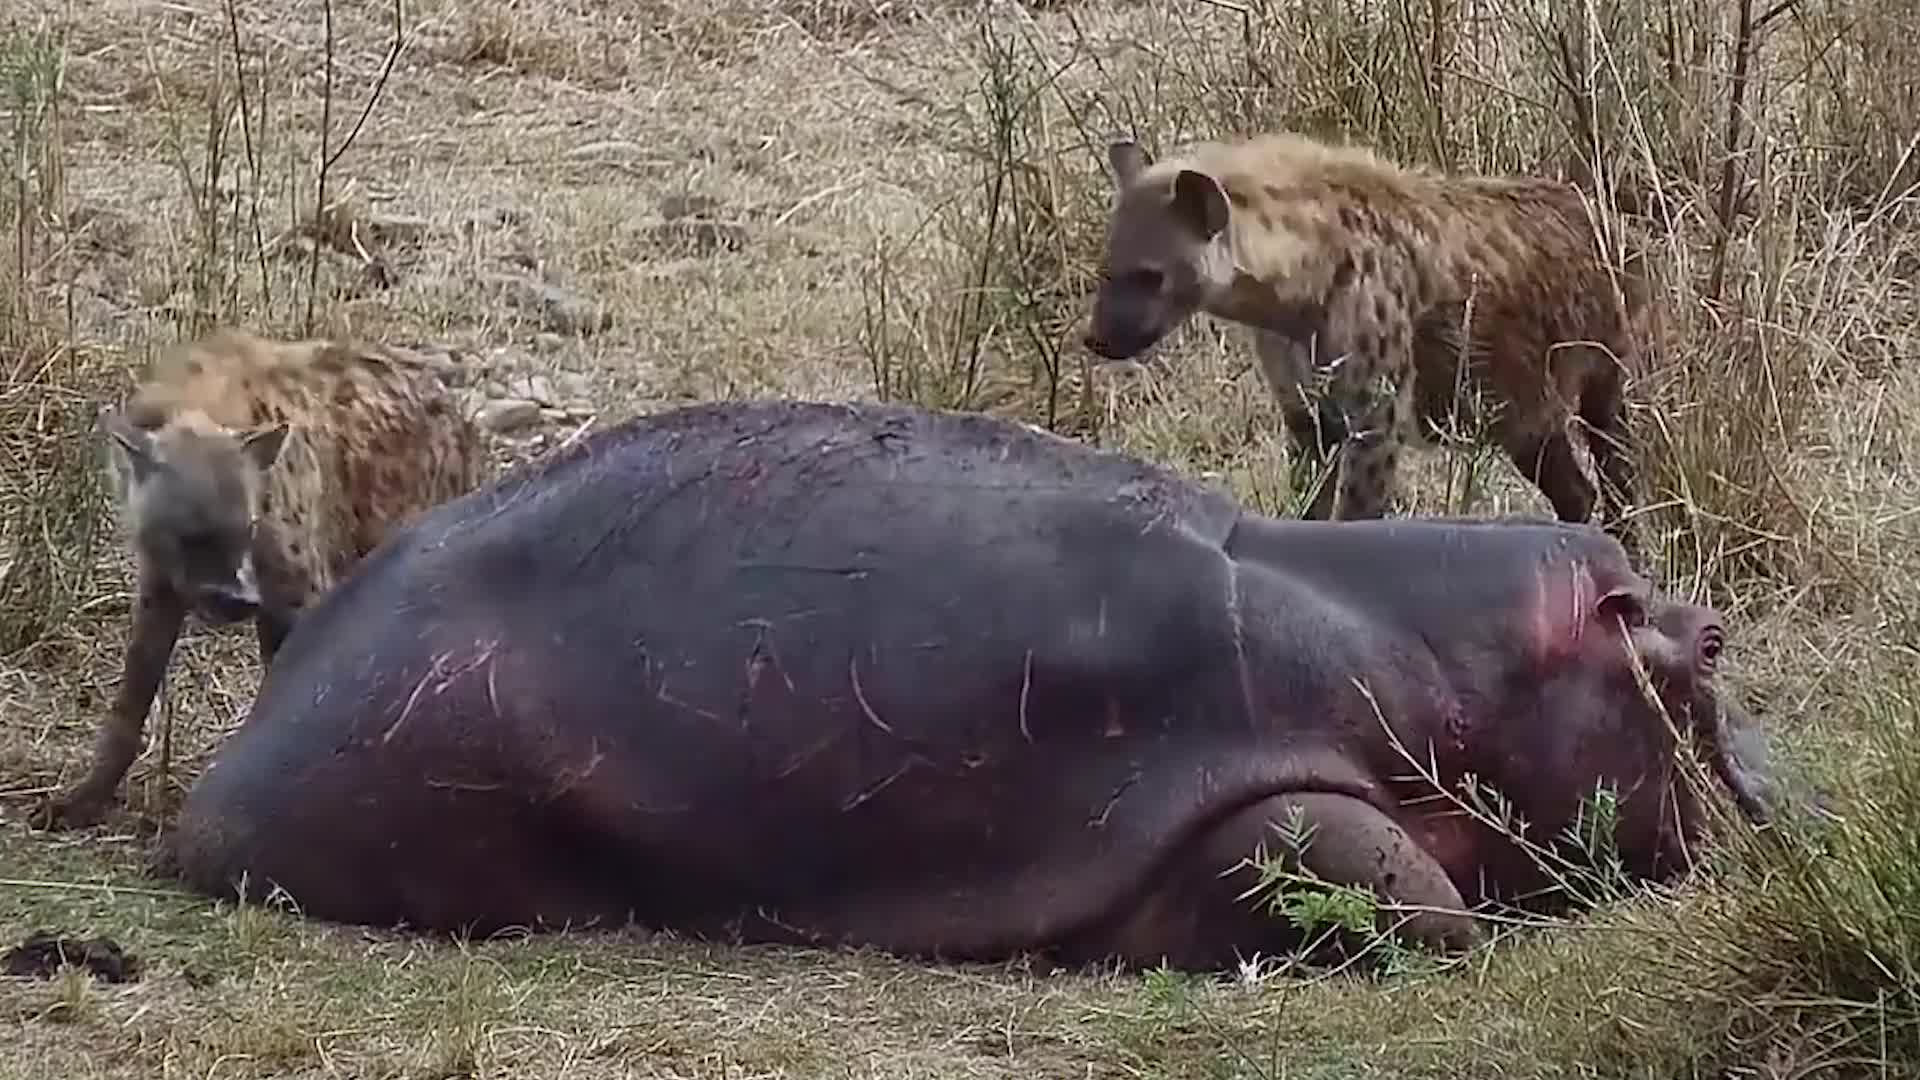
[168, 401, 1309, 949]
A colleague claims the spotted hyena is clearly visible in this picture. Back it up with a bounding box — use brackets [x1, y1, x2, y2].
[36, 327, 490, 829]
[1083, 131, 1660, 533]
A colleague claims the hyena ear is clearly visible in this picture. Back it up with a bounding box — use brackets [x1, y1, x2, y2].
[1171, 169, 1231, 240]
[99, 407, 159, 477]
[239, 423, 290, 472]
[1107, 139, 1150, 186]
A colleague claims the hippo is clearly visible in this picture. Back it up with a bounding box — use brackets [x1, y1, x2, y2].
[160, 399, 1777, 971]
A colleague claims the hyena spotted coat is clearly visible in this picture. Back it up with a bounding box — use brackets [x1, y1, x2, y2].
[37, 327, 490, 829]
[1083, 131, 1661, 534]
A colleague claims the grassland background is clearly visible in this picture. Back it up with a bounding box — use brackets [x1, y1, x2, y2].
[2, 0, 1918, 1076]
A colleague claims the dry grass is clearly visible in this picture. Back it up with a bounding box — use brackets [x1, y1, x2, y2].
[2, 0, 1918, 1075]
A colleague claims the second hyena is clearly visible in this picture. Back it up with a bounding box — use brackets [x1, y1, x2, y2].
[37, 327, 490, 829]
[1083, 131, 1661, 532]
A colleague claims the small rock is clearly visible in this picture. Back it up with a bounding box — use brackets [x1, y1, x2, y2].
[647, 217, 748, 256]
[660, 192, 725, 221]
[654, 191, 748, 253]
[477, 398, 542, 433]
[554, 372, 593, 401]
[490, 272, 612, 337]
[483, 345, 526, 375]
[461, 206, 526, 237]
[365, 212, 431, 247]
[532, 332, 568, 353]
[500, 373, 557, 406]
[535, 284, 612, 337]
[404, 345, 471, 386]
[514, 372, 552, 401]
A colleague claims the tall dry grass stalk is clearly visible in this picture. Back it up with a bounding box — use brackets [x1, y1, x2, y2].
[0, 17, 114, 659]
[860, 11, 1111, 436]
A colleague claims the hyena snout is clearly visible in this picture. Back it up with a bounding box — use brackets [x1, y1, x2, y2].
[190, 559, 265, 623]
[1084, 269, 1192, 361]
[1082, 308, 1163, 362]
[195, 582, 261, 623]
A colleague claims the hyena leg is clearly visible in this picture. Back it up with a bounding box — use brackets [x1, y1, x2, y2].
[1309, 286, 1425, 521]
[1502, 423, 1597, 524]
[1254, 330, 1344, 519]
[1319, 330, 1417, 522]
[255, 608, 294, 665]
[1329, 373, 1416, 521]
[1579, 352, 1638, 527]
[36, 572, 187, 829]
[248, 526, 309, 666]
[250, 576, 301, 667]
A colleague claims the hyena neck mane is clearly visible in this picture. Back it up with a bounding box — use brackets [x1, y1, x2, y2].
[1173, 138, 1453, 333]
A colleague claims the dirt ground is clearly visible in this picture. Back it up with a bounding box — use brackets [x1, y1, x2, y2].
[3, 0, 1917, 1076]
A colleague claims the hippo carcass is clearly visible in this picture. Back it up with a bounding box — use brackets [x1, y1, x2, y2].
[162, 399, 1776, 971]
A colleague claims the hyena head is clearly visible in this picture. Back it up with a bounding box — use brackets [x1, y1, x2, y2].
[101, 408, 289, 624]
[1084, 139, 1237, 362]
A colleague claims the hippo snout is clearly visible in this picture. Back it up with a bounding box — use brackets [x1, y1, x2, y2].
[1708, 695, 1777, 826]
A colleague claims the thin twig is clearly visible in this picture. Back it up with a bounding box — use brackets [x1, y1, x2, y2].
[223, 0, 273, 317]
[304, 0, 405, 335]
[1754, 0, 1799, 33]
[324, 0, 406, 176]
[1706, 0, 1791, 305]
[302, 0, 337, 335]
[0, 878, 196, 900]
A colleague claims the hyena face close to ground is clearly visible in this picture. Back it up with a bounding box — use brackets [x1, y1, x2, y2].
[1084, 131, 1662, 539]
[35, 327, 490, 830]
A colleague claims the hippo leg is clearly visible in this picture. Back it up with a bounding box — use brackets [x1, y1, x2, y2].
[1244, 793, 1481, 951]
[1090, 792, 1479, 970]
